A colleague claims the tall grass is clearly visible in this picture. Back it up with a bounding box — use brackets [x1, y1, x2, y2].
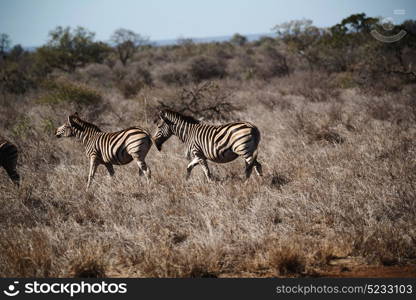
[0, 70, 415, 277]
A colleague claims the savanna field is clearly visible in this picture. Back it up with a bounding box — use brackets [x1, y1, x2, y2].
[0, 15, 416, 277]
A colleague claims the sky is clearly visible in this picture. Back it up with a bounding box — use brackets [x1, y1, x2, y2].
[0, 0, 415, 47]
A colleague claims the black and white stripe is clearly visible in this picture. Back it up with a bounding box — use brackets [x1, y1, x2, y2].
[56, 113, 152, 188]
[153, 110, 262, 180]
[0, 136, 20, 185]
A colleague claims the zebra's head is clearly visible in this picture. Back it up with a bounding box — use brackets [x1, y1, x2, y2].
[56, 113, 101, 138]
[55, 113, 79, 138]
[153, 111, 173, 151]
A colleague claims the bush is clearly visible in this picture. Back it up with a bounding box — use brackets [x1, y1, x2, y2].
[78, 63, 114, 87]
[156, 63, 189, 86]
[254, 45, 289, 79]
[115, 65, 152, 98]
[0, 62, 34, 94]
[295, 71, 339, 102]
[157, 81, 239, 121]
[0, 51, 49, 94]
[116, 79, 144, 99]
[330, 72, 357, 89]
[227, 54, 256, 80]
[187, 55, 226, 82]
[38, 78, 102, 105]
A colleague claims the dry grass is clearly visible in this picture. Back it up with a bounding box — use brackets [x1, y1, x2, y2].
[0, 72, 415, 278]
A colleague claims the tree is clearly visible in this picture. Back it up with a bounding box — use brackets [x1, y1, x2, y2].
[273, 19, 321, 52]
[273, 19, 324, 71]
[111, 28, 148, 66]
[8, 44, 25, 61]
[230, 33, 247, 46]
[338, 13, 378, 33]
[0, 33, 11, 58]
[37, 26, 110, 72]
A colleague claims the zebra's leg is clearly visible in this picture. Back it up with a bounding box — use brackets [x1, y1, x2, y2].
[199, 159, 212, 181]
[186, 152, 212, 181]
[104, 163, 115, 177]
[254, 160, 263, 176]
[3, 160, 20, 186]
[186, 157, 200, 180]
[245, 161, 255, 179]
[135, 159, 151, 180]
[186, 158, 212, 181]
[87, 157, 99, 189]
[244, 155, 257, 180]
[185, 148, 191, 160]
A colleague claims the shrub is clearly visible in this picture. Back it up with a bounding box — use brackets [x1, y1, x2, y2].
[38, 78, 102, 105]
[187, 55, 226, 82]
[12, 115, 31, 138]
[227, 54, 256, 80]
[116, 79, 144, 99]
[156, 63, 189, 86]
[0, 62, 34, 94]
[136, 67, 153, 86]
[330, 72, 357, 89]
[78, 63, 114, 87]
[254, 45, 289, 79]
[205, 43, 234, 60]
[271, 246, 306, 276]
[115, 66, 152, 98]
[157, 81, 239, 121]
[253, 36, 277, 47]
[0, 51, 49, 94]
[295, 71, 339, 102]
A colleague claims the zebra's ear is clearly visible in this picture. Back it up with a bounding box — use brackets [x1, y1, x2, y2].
[68, 114, 76, 126]
[159, 111, 167, 121]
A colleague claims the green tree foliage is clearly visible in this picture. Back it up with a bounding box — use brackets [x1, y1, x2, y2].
[230, 33, 247, 46]
[0, 33, 11, 58]
[274, 13, 416, 83]
[187, 55, 226, 82]
[273, 19, 321, 52]
[0, 43, 50, 94]
[37, 26, 110, 72]
[0, 52, 50, 94]
[8, 44, 25, 61]
[336, 13, 378, 33]
[38, 78, 102, 105]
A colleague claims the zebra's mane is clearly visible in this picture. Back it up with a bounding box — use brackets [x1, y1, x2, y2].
[70, 116, 102, 132]
[163, 110, 200, 124]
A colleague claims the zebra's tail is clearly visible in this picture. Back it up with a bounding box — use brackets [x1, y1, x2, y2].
[251, 125, 261, 160]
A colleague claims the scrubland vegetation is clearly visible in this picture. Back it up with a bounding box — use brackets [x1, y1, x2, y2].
[0, 14, 416, 277]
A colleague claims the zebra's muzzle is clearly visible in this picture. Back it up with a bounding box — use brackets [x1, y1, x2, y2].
[155, 142, 162, 151]
[153, 138, 162, 151]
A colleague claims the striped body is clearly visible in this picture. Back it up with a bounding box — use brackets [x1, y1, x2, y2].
[153, 110, 262, 180]
[56, 113, 152, 188]
[0, 136, 20, 184]
[82, 128, 151, 165]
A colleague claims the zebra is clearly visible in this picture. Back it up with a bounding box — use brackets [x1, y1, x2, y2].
[55, 113, 152, 188]
[0, 135, 20, 185]
[153, 110, 262, 181]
